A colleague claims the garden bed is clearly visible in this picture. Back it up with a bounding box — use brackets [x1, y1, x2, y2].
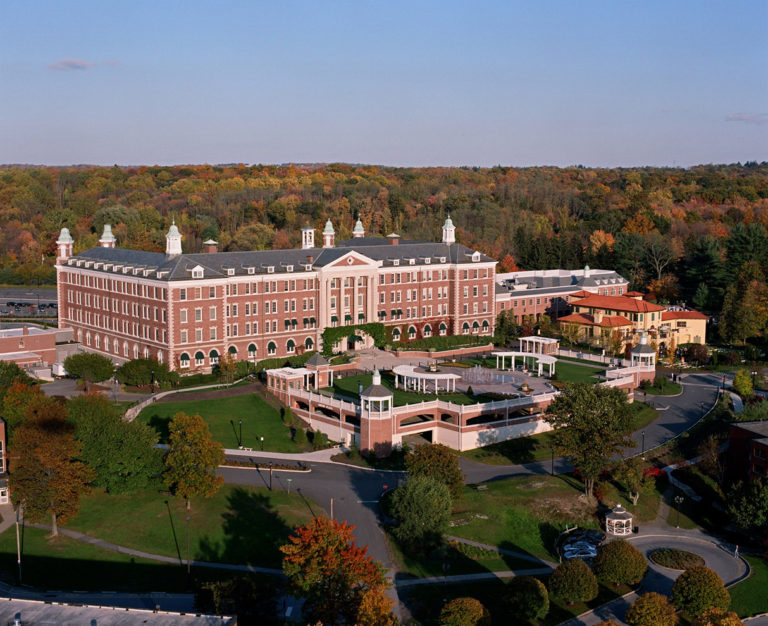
[649, 548, 705, 570]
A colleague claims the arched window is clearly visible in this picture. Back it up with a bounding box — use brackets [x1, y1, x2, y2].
[123, 342, 129, 357]
[195, 351, 205, 366]
[209, 349, 219, 365]
[267, 341, 277, 356]
[86, 332, 91, 346]
[95, 335, 100, 349]
[286, 339, 296, 354]
[392, 328, 401, 342]
[77, 330, 82, 343]
[157, 351, 164, 364]
[472, 321, 480, 334]
[462, 322, 470, 335]
[423, 324, 432, 338]
[228, 345, 237, 355]
[408, 325, 417, 340]
[134, 345, 139, 359]
[248, 343, 257, 360]
[114, 339, 119, 353]
[180, 352, 190, 368]
[143, 347, 149, 359]
[439, 322, 448, 336]
[305, 337, 314, 350]
[481, 320, 490, 333]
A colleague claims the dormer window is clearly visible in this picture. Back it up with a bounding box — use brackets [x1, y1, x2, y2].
[408, 258, 415, 265]
[247, 267, 255, 275]
[304, 264, 313, 271]
[267, 266, 275, 274]
[471, 252, 481, 262]
[227, 268, 235, 276]
[282, 264, 294, 273]
[424, 258, 431, 264]
[85, 261, 92, 268]
[192, 268, 204, 279]
[440, 257, 446, 263]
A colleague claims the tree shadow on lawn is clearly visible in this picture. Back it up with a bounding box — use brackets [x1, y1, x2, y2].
[145, 413, 171, 443]
[195, 487, 291, 569]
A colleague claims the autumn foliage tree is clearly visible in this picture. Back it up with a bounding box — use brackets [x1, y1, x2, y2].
[505, 576, 549, 620]
[439, 597, 490, 626]
[548, 559, 598, 605]
[164, 412, 224, 509]
[592, 540, 648, 586]
[9, 400, 93, 536]
[625, 592, 677, 626]
[692, 607, 744, 626]
[280, 517, 392, 625]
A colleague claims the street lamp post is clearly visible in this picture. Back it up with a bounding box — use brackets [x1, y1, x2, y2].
[15, 505, 22, 584]
[674, 495, 684, 528]
[238, 420, 243, 449]
[287, 478, 293, 494]
[752, 370, 758, 390]
[150, 370, 155, 393]
[260, 436, 264, 452]
[185, 515, 191, 576]
[269, 461, 273, 491]
[641, 430, 646, 456]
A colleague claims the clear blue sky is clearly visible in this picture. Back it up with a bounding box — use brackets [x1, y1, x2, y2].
[1, 1, 766, 167]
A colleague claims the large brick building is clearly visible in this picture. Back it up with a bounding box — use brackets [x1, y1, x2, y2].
[55, 218, 497, 371]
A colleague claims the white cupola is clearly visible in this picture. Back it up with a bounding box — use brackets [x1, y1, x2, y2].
[99, 224, 117, 248]
[165, 220, 182, 256]
[301, 226, 315, 249]
[442, 215, 455, 244]
[353, 218, 365, 238]
[322, 219, 335, 248]
[56, 227, 74, 264]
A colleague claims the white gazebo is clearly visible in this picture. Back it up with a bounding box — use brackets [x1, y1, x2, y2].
[492, 351, 557, 377]
[605, 504, 634, 536]
[631, 331, 656, 369]
[392, 364, 461, 394]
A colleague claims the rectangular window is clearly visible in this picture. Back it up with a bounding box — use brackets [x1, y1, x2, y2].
[180, 330, 188, 343]
[195, 328, 202, 342]
[210, 306, 217, 320]
[210, 327, 217, 340]
[232, 304, 238, 317]
[180, 309, 188, 323]
[209, 286, 215, 298]
[245, 303, 250, 316]
[180, 289, 187, 301]
[195, 308, 202, 322]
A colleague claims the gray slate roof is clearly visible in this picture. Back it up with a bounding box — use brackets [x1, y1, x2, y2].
[361, 383, 393, 398]
[68, 239, 494, 282]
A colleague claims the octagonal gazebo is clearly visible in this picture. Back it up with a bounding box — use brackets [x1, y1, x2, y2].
[605, 504, 633, 536]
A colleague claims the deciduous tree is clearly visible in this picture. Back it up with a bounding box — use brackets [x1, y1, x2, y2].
[671, 566, 730, 617]
[63, 352, 114, 384]
[614, 458, 656, 505]
[9, 401, 93, 536]
[692, 607, 744, 626]
[390, 476, 451, 550]
[548, 559, 598, 605]
[439, 597, 490, 626]
[720, 262, 768, 345]
[732, 369, 754, 399]
[625, 592, 677, 626]
[405, 443, 464, 499]
[164, 412, 224, 508]
[545, 383, 633, 498]
[593, 540, 647, 585]
[68, 393, 163, 494]
[727, 479, 768, 536]
[505, 576, 549, 620]
[280, 517, 390, 625]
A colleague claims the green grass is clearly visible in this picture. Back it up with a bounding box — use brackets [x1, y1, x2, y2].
[460, 402, 658, 466]
[138, 392, 304, 451]
[552, 361, 606, 385]
[642, 380, 682, 395]
[730, 556, 768, 618]
[649, 548, 705, 569]
[68, 484, 317, 568]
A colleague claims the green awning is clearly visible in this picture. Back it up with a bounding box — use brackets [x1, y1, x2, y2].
[331, 315, 338, 322]
[358, 313, 365, 320]
[310, 317, 316, 324]
[303, 318, 309, 325]
[195, 351, 204, 359]
[228, 346, 237, 354]
[344, 314, 352, 321]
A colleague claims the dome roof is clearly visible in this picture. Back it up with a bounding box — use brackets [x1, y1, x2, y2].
[100, 224, 116, 241]
[167, 220, 181, 238]
[443, 215, 454, 229]
[323, 219, 335, 235]
[353, 219, 365, 234]
[57, 227, 74, 243]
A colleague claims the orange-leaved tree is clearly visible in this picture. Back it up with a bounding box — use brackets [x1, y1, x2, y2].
[280, 516, 392, 625]
[9, 399, 93, 536]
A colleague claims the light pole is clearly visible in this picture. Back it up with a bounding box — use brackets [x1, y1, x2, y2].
[287, 478, 293, 494]
[752, 370, 758, 391]
[330, 497, 334, 519]
[15, 505, 22, 584]
[269, 461, 273, 491]
[641, 430, 646, 457]
[185, 515, 191, 576]
[238, 420, 243, 449]
[150, 370, 155, 393]
[674, 495, 684, 528]
[260, 436, 264, 452]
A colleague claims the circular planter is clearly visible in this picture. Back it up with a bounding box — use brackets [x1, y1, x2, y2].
[649, 548, 705, 570]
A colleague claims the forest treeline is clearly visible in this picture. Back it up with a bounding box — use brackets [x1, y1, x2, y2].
[2, 162, 768, 319]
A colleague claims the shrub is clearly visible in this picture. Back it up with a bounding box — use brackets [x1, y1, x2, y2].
[671, 566, 730, 617]
[505, 576, 549, 620]
[650, 548, 705, 570]
[63, 352, 114, 383]
[115, 358, 178, 388]
[548, 559, 598, 605]
[625, 592, 677, 626]
[692, 606, 743, 625]
[723, 351, 741, 366]
[282, 407, 295, 426]
[312, 431, 329, 450]
[732, 369, 754, 399]
[439, 597, 490, 626]
[293, 427, 307, 445]
[390, 476, 451, 550]
[593, 540, 648, 586]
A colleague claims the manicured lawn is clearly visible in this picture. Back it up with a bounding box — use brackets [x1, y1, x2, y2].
[329, 373, 479, 406]
[553, 360, 606, 384]
[138, 392, 303, 451]
[0, 525, 192, 592]
[642, 380, 682, 395]
[730, 556, 768, 618]
[67, 485, 317, 569]
[461, 402, 659, 466]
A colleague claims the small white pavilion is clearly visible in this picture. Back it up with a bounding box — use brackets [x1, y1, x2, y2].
[605, 504, 634, 536]
[519, 336, 559, 355]
[392, 364, 461, 394]
[631, 331, 656, 369]
[492, 351, 557, 377]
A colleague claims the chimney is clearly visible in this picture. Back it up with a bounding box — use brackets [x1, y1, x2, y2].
[387, 233, 400, 246]
[593, 309, 603, 324]
[306, 255, 314, 264]
[203, 239, 218, 254]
